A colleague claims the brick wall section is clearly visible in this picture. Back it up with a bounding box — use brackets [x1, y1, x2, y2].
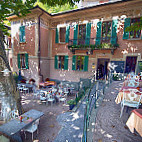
[13, 25, 35, 56]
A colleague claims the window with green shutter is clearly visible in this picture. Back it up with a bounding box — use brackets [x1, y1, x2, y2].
[111, 20, 118, 45]
[85, 23, 91, 45]
[72, 55, 88, 71]
[95, 21, 102, 45]
[54, 55, 58, 69]
[17, 53, 28, 69]
[123, 18, 131, 39]
[54, 55, 68, 70]
[64, 55, 68, 70]
[73, 24, 78, 45]
[65, 26, 70, 43]
[84, 56, 88, 71]
[19, 26, 25, 43]
[55, 28, 59, 43]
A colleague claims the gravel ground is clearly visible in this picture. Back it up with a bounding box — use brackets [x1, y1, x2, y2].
[21, 92, 75, 142]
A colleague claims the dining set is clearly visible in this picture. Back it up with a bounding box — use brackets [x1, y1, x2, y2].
[0, 109, 44, 142]
[33, 83, 75, 105]
[115, 72, 142, 136]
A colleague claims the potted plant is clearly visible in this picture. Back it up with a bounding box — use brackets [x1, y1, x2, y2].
[67, 99, 76, 110]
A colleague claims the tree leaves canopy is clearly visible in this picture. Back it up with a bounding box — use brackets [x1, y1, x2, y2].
[39, 0, 80, 6]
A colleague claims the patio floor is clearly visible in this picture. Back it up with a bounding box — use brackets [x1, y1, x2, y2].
[21, 92, 75, 142]
[93, 81, 142, 142]
[20, 81, 142, 142]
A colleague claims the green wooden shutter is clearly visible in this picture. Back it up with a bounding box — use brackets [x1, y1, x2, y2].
[22, 26, 25, 42]
[54, 55, 58, 69]
[17, 54, 21, 69]
[64, 55, 68, 70]
[55, 28, 59, 43]
[19, 27, 22, 42]
[73, 24, 78, 45]
[85, 23, 91, 45]
[123, 18, 131, 39]
[111, 20, 118, 45]
[95, 21, 102, 45]
[65, 26, 70, 43]
[25, 53, 29, 69]
[19, 26, 25, 42]
[84, 56, 88, 71]
[72, 55, 76, 70]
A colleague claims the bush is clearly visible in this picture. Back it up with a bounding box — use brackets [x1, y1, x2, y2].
[67, 99, 76, 105]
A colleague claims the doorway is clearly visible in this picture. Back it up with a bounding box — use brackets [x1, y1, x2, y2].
[125, 56, 137, 73]
[97, 58, 110, 80]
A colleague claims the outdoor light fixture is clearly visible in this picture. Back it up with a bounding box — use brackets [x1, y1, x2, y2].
[1, 68, 11, 76]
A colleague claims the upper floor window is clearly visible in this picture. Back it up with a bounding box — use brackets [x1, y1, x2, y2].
[19, 26, 25, 43]
[129, 18, 141, 39]
[59, 27, 66, 42]
[17, 53, 28, 69]
[102, 21, 112, 43]
[54, 55, 68, 70]
[78, 24, 86, 45]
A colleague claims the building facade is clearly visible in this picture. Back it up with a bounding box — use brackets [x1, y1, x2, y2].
[8, 0, 142, 85]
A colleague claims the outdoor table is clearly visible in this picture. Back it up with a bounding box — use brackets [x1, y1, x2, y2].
[20, 83, 34, 93]
[115, 87, 142, 104]
[0, 109, 44, 142]
[126, 109, 142, 137]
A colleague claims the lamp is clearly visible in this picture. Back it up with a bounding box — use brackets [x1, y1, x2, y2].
[1, 68, 11, 76]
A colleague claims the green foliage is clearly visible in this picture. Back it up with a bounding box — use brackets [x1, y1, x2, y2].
[34, 1, 78, 14]
[39, 0, 80, 6]
[0, 0, 36, 36]
[125, 17, 142, 32]
[113, 73, 119, 81]
[68, 43, 119, 50]
[67, 99, 76, 105]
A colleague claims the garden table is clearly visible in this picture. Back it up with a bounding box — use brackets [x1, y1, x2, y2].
[0, 109, 44, 142]
[126, 109, 142, 137]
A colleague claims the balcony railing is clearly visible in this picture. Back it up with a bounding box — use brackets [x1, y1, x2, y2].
[68, 37, 119, 55]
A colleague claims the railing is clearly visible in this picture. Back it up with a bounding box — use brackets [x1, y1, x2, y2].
[82, 72, 113, 142]
[68, 37, 118, 49]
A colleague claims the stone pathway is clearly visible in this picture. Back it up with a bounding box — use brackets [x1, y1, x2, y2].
[93, 81, 142, 142]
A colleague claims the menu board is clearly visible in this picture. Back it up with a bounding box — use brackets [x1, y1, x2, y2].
[109, 61, 125, 73]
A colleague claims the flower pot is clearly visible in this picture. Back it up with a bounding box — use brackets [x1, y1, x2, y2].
[69, 104, 75, 110]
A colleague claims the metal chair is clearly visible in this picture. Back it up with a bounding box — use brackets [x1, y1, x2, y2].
[23, 118, 40, 141]
[120, 89, 142, 117]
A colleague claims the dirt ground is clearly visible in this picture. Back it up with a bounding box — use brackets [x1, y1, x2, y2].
[21, 92, 75, 142]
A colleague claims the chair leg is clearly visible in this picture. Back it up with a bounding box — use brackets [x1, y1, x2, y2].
[120, 105, 124, 118]
[32, 132, 33, 141]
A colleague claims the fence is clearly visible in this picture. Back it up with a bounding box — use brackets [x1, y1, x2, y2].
[82, 72, 113, 142]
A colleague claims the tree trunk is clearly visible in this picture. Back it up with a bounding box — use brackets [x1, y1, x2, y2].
[0, 36, 24, 121]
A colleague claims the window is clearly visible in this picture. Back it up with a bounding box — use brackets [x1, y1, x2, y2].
[54, 55, 68, 70]
[59, 27, 66, 42]
[58, 56, 65, 69]
[129, 18, 141, 39]
[76, 56, 85, 71]
[78, 24, 86, 45]
[102, 21, 112, 42]
[72, 55, 88, 71]
[19, 26, 25, 43]
[17, 53, 28, 69]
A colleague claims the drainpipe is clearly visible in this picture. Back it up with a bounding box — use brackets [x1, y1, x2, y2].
[38, 12, 44, 82]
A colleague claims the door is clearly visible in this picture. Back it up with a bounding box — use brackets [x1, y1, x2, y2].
[97, 58, 110, 80]
[125, 56, 137, 73]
